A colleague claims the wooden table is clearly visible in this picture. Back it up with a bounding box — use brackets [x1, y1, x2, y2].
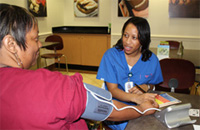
[125, 92, 200, 130]
[150, 48, 200, 68]
[37, 42, 59, 68]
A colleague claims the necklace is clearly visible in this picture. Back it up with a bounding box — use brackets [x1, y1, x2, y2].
[0, 64, 12, 68]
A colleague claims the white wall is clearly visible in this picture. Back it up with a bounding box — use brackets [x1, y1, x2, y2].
[63, 0, 111, 26]
[38, 0, 65, 35]
[0, 0, 26, 7]
[0, 0, 65, 36]
[1, 0, 200, 50]
[110, 0, 200, 49]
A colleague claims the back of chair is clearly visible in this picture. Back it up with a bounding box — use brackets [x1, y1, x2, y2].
[156, 58, 195, 94]
[45, 35, 63, 50]
[166, 40, 181, 49]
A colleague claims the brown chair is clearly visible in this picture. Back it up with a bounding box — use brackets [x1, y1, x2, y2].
[40, 35, 68, 72]
[156, 58, 195, 94]
[165, 40, 182, 49]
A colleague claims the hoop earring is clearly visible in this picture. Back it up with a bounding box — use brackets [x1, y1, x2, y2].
[14, 53, 24, 69]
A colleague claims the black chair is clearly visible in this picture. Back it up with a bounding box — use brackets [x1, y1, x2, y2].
[40, 35, 68, 72]
[156, 58, 195, 94]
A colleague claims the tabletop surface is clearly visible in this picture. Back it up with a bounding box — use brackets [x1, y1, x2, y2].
[125, 92, 200, 130]
[150, 48, 200, 68]
[41, 41, 60, 48]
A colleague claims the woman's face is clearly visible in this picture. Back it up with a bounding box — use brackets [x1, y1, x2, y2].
[122, 23, 141, 56]
[18, 24, 42, 69]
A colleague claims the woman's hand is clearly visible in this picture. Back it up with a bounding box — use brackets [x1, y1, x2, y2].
[132, 93, 158, 104]
[129, 84, 149, 94]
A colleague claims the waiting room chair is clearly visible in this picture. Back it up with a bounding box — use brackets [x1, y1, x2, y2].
[165, 40, 182, 49]
[40, 35, 68, 72]
[155, 58, 195, 94]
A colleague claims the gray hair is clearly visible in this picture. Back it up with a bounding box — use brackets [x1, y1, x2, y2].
[0, 3, 38, 50]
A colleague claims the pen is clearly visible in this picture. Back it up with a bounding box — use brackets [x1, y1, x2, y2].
[134, 83, 146, 93]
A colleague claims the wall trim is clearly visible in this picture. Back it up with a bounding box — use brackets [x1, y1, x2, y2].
[112, 33, 200, 40]
[111, 34, 200, 50]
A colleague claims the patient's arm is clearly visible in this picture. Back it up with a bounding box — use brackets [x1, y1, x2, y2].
[106, 100, 158, 121]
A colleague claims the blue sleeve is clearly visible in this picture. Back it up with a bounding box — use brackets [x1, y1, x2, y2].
[149, 54, 163, 84]
[96, 49, 118, 84]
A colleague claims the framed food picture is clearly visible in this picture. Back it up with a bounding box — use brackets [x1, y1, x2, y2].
[118, 0, 149, 17]
[169, 0, 200, 18]
[74, 0, 99, 17]
[28, 0, 47, 17]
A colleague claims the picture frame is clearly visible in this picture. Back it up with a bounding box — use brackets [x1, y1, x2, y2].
[118, 0, 149, 17]
[169, 0, 200, 18]
[28, 0, 47, 17]
[74, 0, 99, 17]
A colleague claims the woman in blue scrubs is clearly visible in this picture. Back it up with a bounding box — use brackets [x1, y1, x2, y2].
[97, 17, 163, 130]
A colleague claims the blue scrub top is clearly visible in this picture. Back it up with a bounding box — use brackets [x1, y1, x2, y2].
[97, 47, 163, 104]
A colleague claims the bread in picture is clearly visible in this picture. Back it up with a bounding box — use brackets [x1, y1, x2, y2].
[76, 0, 98, 14]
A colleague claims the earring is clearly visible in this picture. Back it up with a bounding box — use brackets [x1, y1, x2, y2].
[14, 53, 24, 69]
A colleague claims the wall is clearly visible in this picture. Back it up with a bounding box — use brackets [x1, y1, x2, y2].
[0, 0, 66, 68]
[1, 0, 200, 69]
[63, 1, 111, 26]
[0, 0, 111, 42]
[0, 0, 65, 36]
[2, 0, 199, 50]
[110, 0, 200, 49]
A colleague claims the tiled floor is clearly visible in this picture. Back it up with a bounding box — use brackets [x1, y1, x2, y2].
[60, 70, 104, 88]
